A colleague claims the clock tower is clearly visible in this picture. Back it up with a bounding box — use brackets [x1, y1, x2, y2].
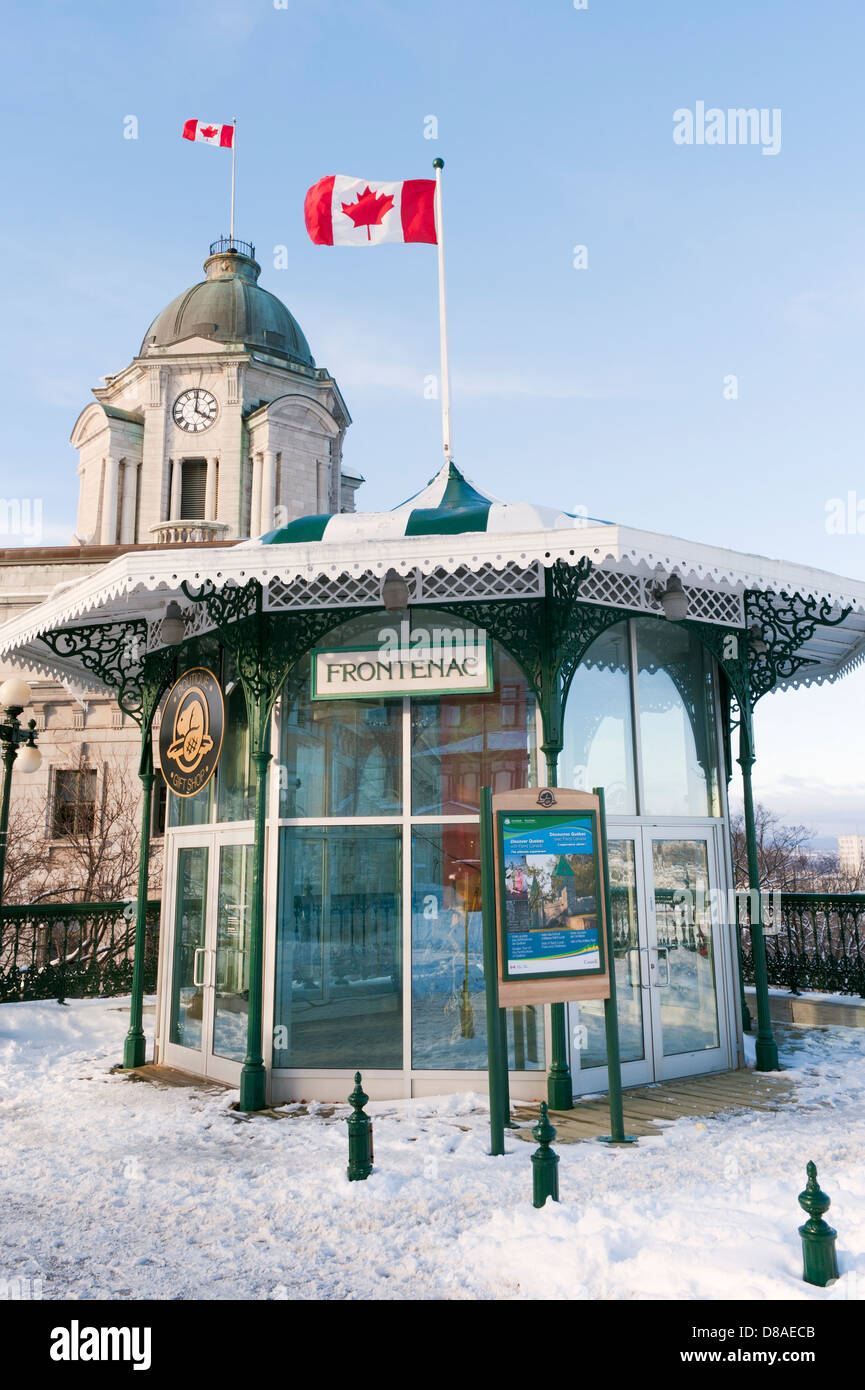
[70, 238, 361, 544]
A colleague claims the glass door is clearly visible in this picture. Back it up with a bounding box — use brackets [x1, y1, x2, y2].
[642, 828, 730, 1080]
[163, 830, 254, 1083]
[568, 823, 731, 1093]
[568, 832, 655, 1092]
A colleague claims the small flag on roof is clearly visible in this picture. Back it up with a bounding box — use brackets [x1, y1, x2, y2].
[182, 119, 235, 148]
[304, 175, 437, 246]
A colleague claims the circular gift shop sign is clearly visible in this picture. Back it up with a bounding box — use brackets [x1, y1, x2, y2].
[158, 667, 225, 798]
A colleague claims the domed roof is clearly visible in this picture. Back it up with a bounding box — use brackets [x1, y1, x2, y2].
[140, 240, 314, 366]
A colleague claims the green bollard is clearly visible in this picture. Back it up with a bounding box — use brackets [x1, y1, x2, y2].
[531, 1102, 560, 1208]
[798, 1161, 839, 1287]
[346, 1072, 373, 1182]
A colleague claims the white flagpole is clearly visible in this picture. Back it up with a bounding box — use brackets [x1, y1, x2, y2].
[230, 118, 237, 247]
[433, 157, 453, 464]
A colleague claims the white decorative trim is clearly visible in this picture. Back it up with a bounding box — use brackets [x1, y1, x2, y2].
[4, 521, 865, 692]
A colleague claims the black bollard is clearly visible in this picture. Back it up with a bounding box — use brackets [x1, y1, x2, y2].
[346, 1071, 373, 1182]
[531, 1101, 560, 1208]
[798, 1160, 839, 1287]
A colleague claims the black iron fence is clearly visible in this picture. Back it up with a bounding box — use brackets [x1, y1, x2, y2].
[3, 890, 864, 1006]
[0, 901, 161, 1004]
[739, 892, 865, 998]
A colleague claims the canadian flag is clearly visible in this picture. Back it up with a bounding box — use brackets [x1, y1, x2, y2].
[182, 119, 234, 148]
[304, 175, 437, 246]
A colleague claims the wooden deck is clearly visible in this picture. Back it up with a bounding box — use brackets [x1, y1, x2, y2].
[512, 1067, 797, 1143]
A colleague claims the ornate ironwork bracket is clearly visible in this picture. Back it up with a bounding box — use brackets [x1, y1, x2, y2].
[37, 620, 152, 723]
[689, 589, 852, 761]
[432, 557, 633, 773]
[180, 578, 374, 751]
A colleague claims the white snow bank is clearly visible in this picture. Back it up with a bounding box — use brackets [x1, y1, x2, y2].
[1, 998, 863, 1301]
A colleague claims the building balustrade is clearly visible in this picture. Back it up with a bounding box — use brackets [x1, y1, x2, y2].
[149, 519, 230, 545]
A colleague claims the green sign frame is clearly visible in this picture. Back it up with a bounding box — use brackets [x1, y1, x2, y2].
[310, 640, 494, 701]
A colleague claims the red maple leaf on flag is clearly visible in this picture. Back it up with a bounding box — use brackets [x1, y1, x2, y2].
[200, 125, 218, 139]
[340, 186, 395, 239]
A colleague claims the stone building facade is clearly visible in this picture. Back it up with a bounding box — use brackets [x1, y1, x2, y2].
[0, 238, 361, 901]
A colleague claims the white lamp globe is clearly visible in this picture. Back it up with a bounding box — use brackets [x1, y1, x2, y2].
[16, 743, 41, 774]
[0, 676, 31, 709]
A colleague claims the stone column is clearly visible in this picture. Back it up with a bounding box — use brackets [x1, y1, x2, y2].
[120, 460, 139, 544]
[169, 458, 183, 519]
[250, 453, 263, 538]
[101, 456, 120, 545]
[205, 457, 218, 521]
[260, 450, 276, 534]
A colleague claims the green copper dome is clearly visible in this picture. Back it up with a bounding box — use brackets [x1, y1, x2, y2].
[140, 242, 314, 366]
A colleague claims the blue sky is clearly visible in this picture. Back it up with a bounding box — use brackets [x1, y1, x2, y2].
[2, 0, 865, 838]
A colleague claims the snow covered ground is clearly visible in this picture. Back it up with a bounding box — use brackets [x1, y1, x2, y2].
[1, 996, 863, 1301]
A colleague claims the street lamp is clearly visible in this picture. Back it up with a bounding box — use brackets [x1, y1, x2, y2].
[0, 677, 42, 915]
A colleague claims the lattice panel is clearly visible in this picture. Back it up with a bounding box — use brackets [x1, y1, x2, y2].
[579, 568, 644, 610]
[680, 586, 743, 627]
[266, 571, 384, 612]
[580, 565, 743, 628]
[419, 561, 544, 602]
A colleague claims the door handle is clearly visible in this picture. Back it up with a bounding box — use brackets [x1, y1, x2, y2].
[656, 945, 671, 987]
[192, 946, 206, 988]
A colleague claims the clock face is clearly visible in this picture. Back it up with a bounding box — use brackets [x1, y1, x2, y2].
[173, 388, 218, 433]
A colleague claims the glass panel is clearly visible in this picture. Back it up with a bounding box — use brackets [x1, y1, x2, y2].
[168, 845, 209, 1050]
[574, 838, 645, 1068]
[216, 662, 254, 821]
[411, 824, 543, 1070]
[274, 827, 402, 1068]
[212, 845, 252, 1061]
[636, 619, 720, 817]
[411, 644, 538, 816]
[652, 839, 720, 1055]
[278, 668, 401, 818]
[167, 778, 213, 827]
[561, 623, 636, 814]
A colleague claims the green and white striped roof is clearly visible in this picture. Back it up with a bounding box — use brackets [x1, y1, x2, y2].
[254, 462, 608, 545]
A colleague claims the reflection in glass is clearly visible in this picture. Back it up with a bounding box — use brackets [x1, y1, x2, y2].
[169, 846, 208, 1049]
[274, 827, 402, 1068]
[636, 619, 720, 817]
[411, 825, 542, 1070]
[561, 624, 636, 815]
[212, 845, 252, 1061]
[652, 839, 720, 1055]
[167, 776, 213, 828]
[216, 664, 253, 821]
[279, 667, 401, 818]
[412, 645, 537, 815]
[575, 839, 645, 1068]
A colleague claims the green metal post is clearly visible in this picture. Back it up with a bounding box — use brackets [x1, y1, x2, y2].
[595, 786, 637, 1146]
[123, 739, 155, 1070]
[734, 903, 752, 1033]
[798, 1161, 839, 1287]
[738, 717, 779, 1072]
[542, 747, 574, 1111]
[238, 737, 271, 1112]
[531, 1102, 560, 1207]
[347, 1072, 373, 1181]
[480, 785, 506, 1156]
[0, 729, 16, 916]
